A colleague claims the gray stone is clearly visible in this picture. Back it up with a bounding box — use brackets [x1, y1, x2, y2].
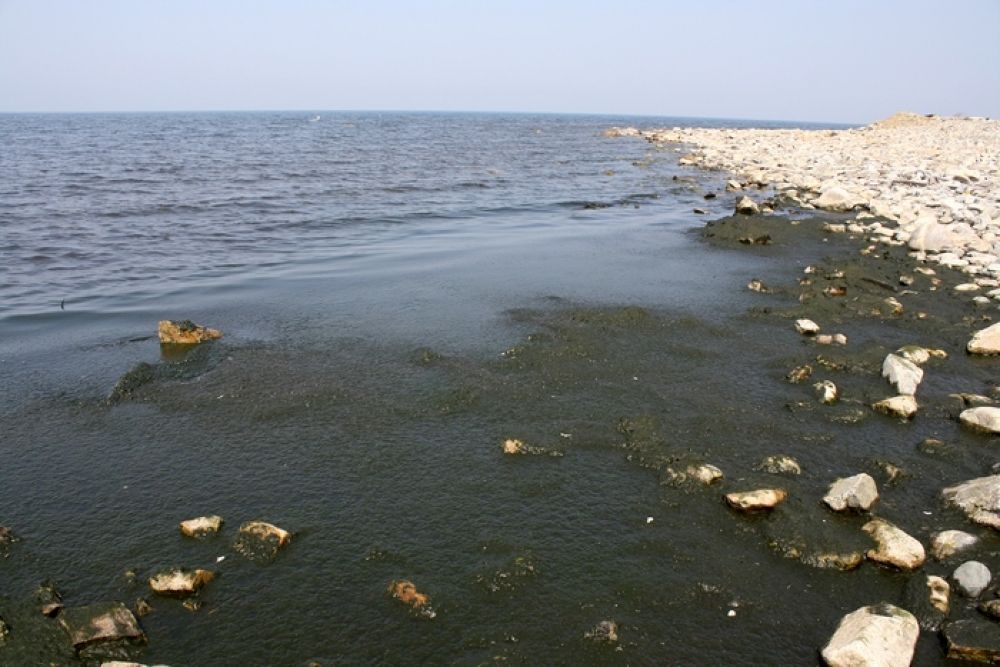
[942, 475, 1000, 530]
[821, 603, 919, 667]
[735, 195, 760, 215]
[58, 602, 145, 651]
[960, 407, 1000, 434]
[952, 561, 992, 597]
[824, 473, 879, 512]
[943, 618, 1000, 663]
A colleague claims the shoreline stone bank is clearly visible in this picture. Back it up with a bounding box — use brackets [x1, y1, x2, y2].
[607, 113, 1000, 281]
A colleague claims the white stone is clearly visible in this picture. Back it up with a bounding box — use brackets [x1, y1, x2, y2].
[724, 488, 787, 512]
[941, 475, 1000, 530]
[814, 185, 865, 212]
[873, 395, 918, 420]
[735, 195, 759, 215]
[795, 319, 820, 335]
[960, 406, 1000, 434]
[821, 604, 919, 667]
[931, 530, 979, 560]
[824, 473, 879, 512]
[952, 561, 992, 597]
[815, 380, 838, 404]
[968, 322, 1000, 354]
[881, 354, 923, 396]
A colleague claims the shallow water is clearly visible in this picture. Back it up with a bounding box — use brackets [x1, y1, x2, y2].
[1, 113, 997, 665]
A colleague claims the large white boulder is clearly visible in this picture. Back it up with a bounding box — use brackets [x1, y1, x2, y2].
[821, 603, 919, 667]
[941, 475, 1000, 530]
[881, 354, 923, 396]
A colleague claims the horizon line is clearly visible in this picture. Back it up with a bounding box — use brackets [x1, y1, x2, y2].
[0, 107, 865, 126]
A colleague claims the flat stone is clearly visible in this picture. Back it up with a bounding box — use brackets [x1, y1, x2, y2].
[823, 473, 879, 512]
[931, 530, 979, 560]
[863, 518, 925, 570]
[942, 475, 1000, 530]
[179, 515, 223, 538]
[943, 618, 1000, 663]
[873, 395, 918, 420]
[952, 561, 992, 597]
[148, 569, 215, 597]
[157, 319, 221, 345]
[724, 488, 787, 512]
[59, 602, 145, 651]
[960, 406, 1000, 434]
[821, 603, 919, 667]
[881, 354, 923, 396]
[968, 322, 1000, 354]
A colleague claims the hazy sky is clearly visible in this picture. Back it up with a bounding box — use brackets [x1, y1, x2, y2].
[1, 0, 998, 123]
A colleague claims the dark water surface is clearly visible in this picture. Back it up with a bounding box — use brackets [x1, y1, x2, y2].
[1, 113, 995, 665]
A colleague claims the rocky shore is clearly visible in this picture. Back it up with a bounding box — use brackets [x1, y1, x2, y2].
[606, 113, 1000, 665]
[608, 113, 1000, 280]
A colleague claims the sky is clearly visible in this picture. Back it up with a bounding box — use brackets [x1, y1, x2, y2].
[1, 0, 998, 123]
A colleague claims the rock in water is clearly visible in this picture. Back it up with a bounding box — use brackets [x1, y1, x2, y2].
[967, 321, 1000, 355]
[943, 618, 1000, 663]
[902, 575, 950, 631]
[863, 518, 925, 570]
[872, 395, 918, 420]
[735, 195, 760, 215]
[795, 318, 820, 335]
[820, 603, 919, 667]
[157, 319, 222, 345]
[179, 515, 223, 538]
[814, 380, 838, 404]
[58, 602, 145, 651]
[724, 488, 787, 512]
[959, 407, 1000, 434]
[388, 580, 435, 618]
[823, 473, 879, 512]
[941, 475, 1000, 530]
[233, 521, 291, 562]
[148, 569, 215, 597]
[930, 530, 979, 560]
[881, 354, 923, 396]
[585, 620, 619, 643]
[688, 463, 724, 485]
[758, 455, 802, 475]
[952, 561, 992, 597]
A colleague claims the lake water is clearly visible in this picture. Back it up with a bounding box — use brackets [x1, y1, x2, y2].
[1, 112, 993, 665]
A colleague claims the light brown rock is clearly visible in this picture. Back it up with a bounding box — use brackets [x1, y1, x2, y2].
[872, 395, 918, 419]
[863, 518, 925, 570]
[724, 488, 787, 512]
[179, 515, 223, 538]
[148, 569, 215, 597]
[821, 603, 919, 667]
[942, 475, 1000, 530]
[157, 319, 222, 345]
[968, 322, 1000, 355]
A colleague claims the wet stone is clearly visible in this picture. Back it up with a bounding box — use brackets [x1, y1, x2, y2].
[902, 574, 950, 631]
[872, 395, 918, 420]
[233, 521, 291, 562]
[823, 473, 879, 512]
[0, 615, 9, 645]
[148, 569, 215, 597]
[931, 530, 979, 560]
[943, 618, 1000, 663]
[134, 598, 153, 617]
[0, 526, 15, 557]
[942, 475, 1000, 530]
[37, 580, 64, 617]
[757, 455, 801, 475]
[980, 599, 1000, 619]
[59, 602, 145, 653]
[960, 407, 1000, 434]
[157, 319, 222, 345]
[863, 518, 925, 570]
[786, 364, 812, 384]
[953, 561, 993, 598]
[585, 620, 619, 643]
[724, 488, 787, 512]
[179, 515, 223, 538]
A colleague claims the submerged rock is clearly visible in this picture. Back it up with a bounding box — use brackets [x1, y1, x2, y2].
[823, 473, 879, 512]
[952, 561, 992, 597]
[872, 395, 918, 420]
[688, 463, 724, 485]
[968, 322, 1000, 355]
[881, 354, 923, 396]
[931, 530, 979, 560]
[37, 580, 64, 617]
[980, 599, 1000, 619]
[59, 602, 145, 652]
[585, 620, 619, 643]
[233, 520, 291, 562]
[388, 580, 435, 618]
[148, 569, 215, 597]
[179, 515, 223, 538]
[157, 319, 221, 345]
[0, 526, 16, 557]
[814, 380, 838, 404]
[943, 618, 1000, 663]
[724, 489, 787, 512]
[815, 333, 848, 346]
[942, 475, 1000, 530]
[960, 407, 1000, 434]
[820, 603, 919, 667]
[863, 518, 925, 570]
[786, 364, 813, 384]
[757, 455, 802, 475]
